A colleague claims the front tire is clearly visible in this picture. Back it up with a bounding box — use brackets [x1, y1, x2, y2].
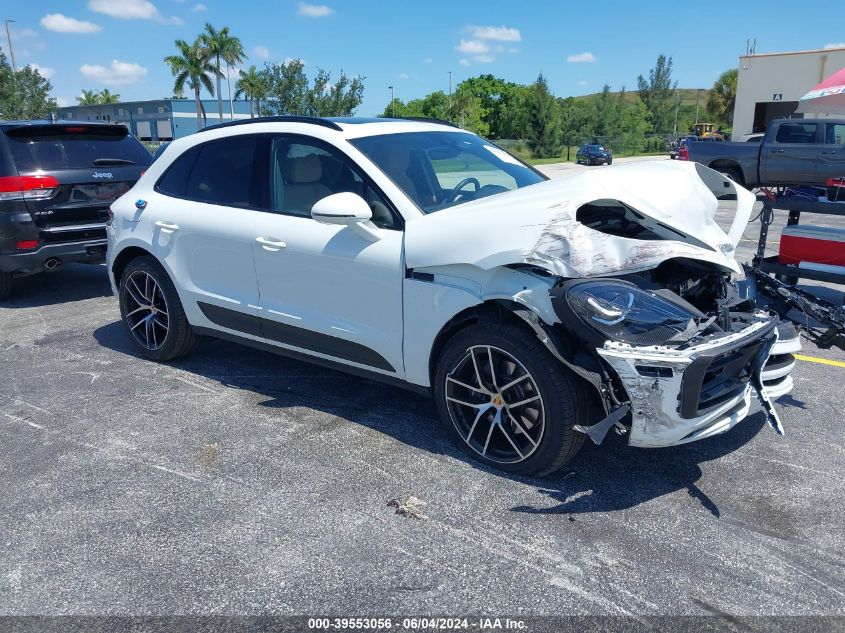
[434, 323, 588, 476]
[118, 256, 198, 361]
[715, 166, 743, 186]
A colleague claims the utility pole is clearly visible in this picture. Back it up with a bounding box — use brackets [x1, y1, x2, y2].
[448, 71, 452, 121]
[695, 88, 701, 126]
[389, 85, 394, 117]
[5, 20, 17, 72]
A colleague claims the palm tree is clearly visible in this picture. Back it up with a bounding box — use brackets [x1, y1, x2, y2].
[77, 89, 99, 105]
[235, 65, 266, 118]
[707, 68, 738, 125]
[98, 89, 120, 104]
[220, 32, 246, 121]
[164, 38, 217, 129]
[199, 23, 231, 124]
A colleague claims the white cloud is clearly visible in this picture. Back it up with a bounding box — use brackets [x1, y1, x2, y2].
[27, 63, 55, 79]
[459, 58, 471, 67]
[824, 42, 845, 50]
[41, 13, 102, 34]
[56, 96, 71, 107]
[456, 39, 489, 54]
[577, 80, 587, 86]
[297, 2, 333, 17]
[471, 54, 494, 64]
[191, 2, 207, 11]
[80, 59, 148, 85]
[423, 57, 433, 64]
[16, 28, 39, 39]
[467, 25, 521, 42]
[397, 73, 410, 80]
[88, 0, 182, 24]
[567, 51, 597, 63]
[253, 45, 270, 60]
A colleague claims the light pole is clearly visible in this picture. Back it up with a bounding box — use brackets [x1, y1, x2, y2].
[389, 85, 394, 117]
[695, 88, 701, 126]
[4, 20, 17, 73]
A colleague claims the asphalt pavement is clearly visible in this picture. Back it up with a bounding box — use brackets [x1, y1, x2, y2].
[0, 160, 843, 620]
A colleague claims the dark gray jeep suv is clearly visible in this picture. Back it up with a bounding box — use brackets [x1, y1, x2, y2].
[0, 120, 151, 300]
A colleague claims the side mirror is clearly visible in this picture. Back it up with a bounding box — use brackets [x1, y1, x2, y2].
[311, 192, 372, 225]
[311, 192, 381, 241]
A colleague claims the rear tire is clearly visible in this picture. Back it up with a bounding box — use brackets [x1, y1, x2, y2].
[715, 166, 744, 186]
[0, 271, 11, 301]
[607, 157, 613, 165]
[434, 323, 588, 477]
[118, 256, 198, 361]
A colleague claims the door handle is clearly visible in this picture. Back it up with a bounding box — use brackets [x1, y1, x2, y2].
[255, 236, 287, 250]
[155, 221, 180, 232]
[771, 149, 785, 154]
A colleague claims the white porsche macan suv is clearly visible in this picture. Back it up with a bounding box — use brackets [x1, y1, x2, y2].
[107, 116, 798, 476]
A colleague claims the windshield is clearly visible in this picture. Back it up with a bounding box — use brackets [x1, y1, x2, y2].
[351, 131, 545, 213]
[5, 125, 152, 171]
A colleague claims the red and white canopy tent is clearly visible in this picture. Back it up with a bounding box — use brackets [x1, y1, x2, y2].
[797, 66, 845, 114]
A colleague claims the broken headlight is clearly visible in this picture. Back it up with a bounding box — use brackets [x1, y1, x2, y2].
[561, 280, 704, 346]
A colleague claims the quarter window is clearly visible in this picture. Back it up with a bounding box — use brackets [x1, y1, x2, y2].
[825, 124, 845, 145]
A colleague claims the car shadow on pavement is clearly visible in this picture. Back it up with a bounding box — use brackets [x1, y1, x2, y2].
[2, 264, 113, 308]
[94, 321, 766, 519]
[511, 415, 766, 518]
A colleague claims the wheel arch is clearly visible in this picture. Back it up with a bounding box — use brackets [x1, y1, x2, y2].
[707, 160, 745, 185]
[111, 245, 157, 285]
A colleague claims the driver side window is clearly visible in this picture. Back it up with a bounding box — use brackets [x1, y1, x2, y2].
[268, 137, 398, 229]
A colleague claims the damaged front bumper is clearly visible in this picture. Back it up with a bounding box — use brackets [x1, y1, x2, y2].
[595, 314, 785, 448]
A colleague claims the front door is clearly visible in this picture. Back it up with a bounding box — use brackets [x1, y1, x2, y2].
[251, 136, 406, 376]
[761, 121, 823, 185]
[818, 122, 845, 184]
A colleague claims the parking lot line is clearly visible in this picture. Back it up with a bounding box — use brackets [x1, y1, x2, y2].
[794, 354, 845, 368]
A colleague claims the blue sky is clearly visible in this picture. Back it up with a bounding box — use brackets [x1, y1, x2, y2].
[5, 0, 845, 115]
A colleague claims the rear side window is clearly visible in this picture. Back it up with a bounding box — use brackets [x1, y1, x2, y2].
[156, 136, 260, 208]
[775, 123, 819, 144]
[4, 125, 152, 171]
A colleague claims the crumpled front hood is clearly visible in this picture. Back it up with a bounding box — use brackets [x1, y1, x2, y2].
[405, 160, 755, 277]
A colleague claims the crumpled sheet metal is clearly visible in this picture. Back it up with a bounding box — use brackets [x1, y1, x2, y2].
[405, 160, 756, 279]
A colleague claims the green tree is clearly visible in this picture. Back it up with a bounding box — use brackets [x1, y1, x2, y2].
[220, 29, 246, 121]
[637, 54, 677, 134]
[559, 96, 594, 160]
[616, 95, 652, 153]
[0, 55, 57, 119]
[591, 84, 620, 138]
[707, 68, 738, 125]
[450, 86, 488, 136]
[98, 89, 120, 104]
[77, 89, 100, 105]
[235, 65, 267, 117]
[261, 60, 365, 117]
[199, 23, 232, 123]
[456, 74, 529, 138]
[261, 59, 308, 115]
[527, 74, 561, 158]
[164, 38, 217, 128]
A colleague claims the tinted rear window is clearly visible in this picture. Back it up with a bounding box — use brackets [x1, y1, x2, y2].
[5, 125, 152, 171]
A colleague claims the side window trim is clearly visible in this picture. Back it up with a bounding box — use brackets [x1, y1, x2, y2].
[264, 133, 404, 231]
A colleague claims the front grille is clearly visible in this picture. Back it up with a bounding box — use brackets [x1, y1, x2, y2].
[678, 334, 772, 419]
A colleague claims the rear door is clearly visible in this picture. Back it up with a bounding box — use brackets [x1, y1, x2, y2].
[818, 122, 845, 183]
[4, 124, 151, 244]
[145, 134, 262, 331]
[760, 121, 823, 185]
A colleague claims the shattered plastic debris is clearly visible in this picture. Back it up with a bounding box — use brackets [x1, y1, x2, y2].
[387, 496, 428, 520]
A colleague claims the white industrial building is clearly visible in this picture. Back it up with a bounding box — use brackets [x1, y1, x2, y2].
[732, 46, 845, 140]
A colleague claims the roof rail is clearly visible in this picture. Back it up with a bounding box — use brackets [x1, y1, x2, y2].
[201, 115, 343, 133]
[394, 116, 459, 128]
